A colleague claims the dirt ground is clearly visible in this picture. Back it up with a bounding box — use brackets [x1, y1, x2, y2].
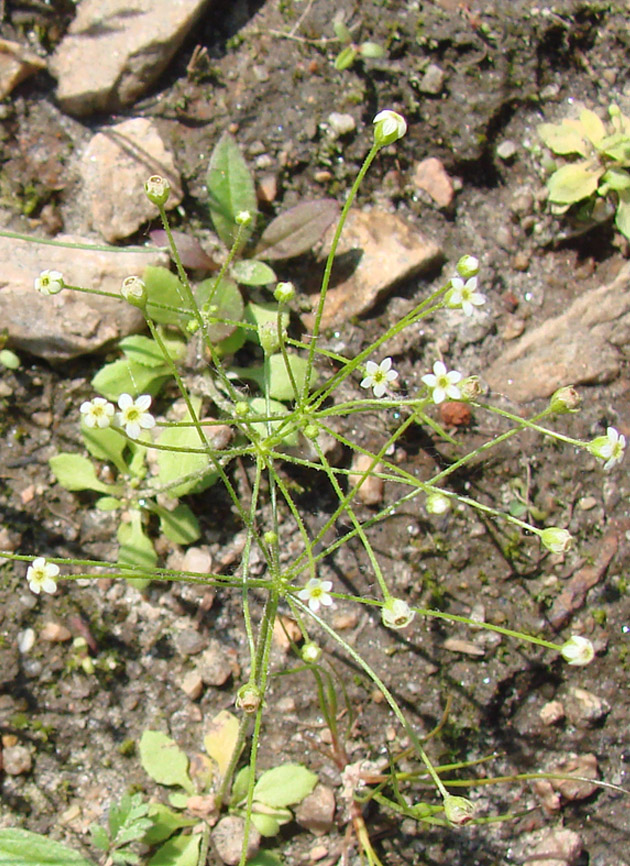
[1, 1, 630, 864]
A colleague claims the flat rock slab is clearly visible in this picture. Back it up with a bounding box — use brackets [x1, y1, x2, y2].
[0, 234, 168, 360]
[50, 0, 211, 116]
[486, 262, 630, 402]
[81, 117, 183, 242]
[304, 209, 442, 330]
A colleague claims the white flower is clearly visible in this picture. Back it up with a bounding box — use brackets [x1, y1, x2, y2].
[421, 361, 462, 404]
[116, 393, 156, 439]
[381, 597, 415, 629]
[80, 397, 115, 429]
[298, 577, 333, 613]
[235, 210, 252, 225]
[426, 492, 451, 515]
[561, 635, 595, 666]
[26, 557, 59, 595]
[588, 426, 626, 470]
[539, 527, 573, 554]
[360, 357, 399, 398]
[455, 255, 479, 278]
[34, 269, 64, 296]
[445, 276, 486, 317]
[373, 110, 407, 146]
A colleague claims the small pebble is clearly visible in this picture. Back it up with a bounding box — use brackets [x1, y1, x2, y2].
[295, 784, 335, 836]
[497, 139, 517, 160]
[40, 622, 72, 642]
[419, 63, 445, 94]
[327, 112, 356, 137]
[3, 744, 32, 775]
[578, 496, 597, 511]
[443, 637, 484, 657]
[212, 816, 260, 866]
[195, 640, 235, 687]
[348, 454, 384, 505]
[539, 700, 565, 726]
[180, 670, 204, 701]
[17, 628, 35, 653]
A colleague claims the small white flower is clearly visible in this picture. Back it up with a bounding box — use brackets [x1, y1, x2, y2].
[561, 635, 595, 666]
[34, 269, 64, 296]
[421, 361, 462, 404]
[235, 210, 252, 225]
[588, 426, 626, 470]
[360, 357, 398, 398]
[80, 397, 115, 429]
[426, 492, 451, 515]
[26, 557, 59, 595]
[381, 597, 415, 629]
[301, 642, 322, 663]
[445, 276, 486, 317]
[539, 527, 573, 554]
[373, 110, 407, 145]
[117, 393, 156, 439]
[298, 577, 333, 613]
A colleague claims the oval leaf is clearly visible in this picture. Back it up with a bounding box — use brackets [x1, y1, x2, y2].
[143, 266, 189, 326]
[256, 200, 340, 260]
[267, 353, 317, 401]
[117, 512, 157, 575]
[139, 730, 194, 793]
[537, 121, 588, 156]
[207, 132, 257, 251]
[156, 399, 218, 497]
[579, 108, 606, 146]
[252, 764, 318, 808]
[92, 358, 170, 402]
[120, 336, 168, 369]
[195, 276, 244, 343]
[231, 259, 277, 286]
[204, 710, 240, 779]
[615, 189, 630, 240]
[546, 161, 603, 204]
[601, 167, 630, 191]
[148, 832, 201, 866]
[0, 829, 96, 866]
[157, 504, 200, 545]
[49, 453, 121, 494]
[149, 230, 219, 271]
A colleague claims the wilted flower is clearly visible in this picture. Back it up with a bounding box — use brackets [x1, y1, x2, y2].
[381, 597, 415, 629]
[422, 361, 462, 404]
[443, 795, 476, 825]
[561, 635, 595, 666]
[236, 683, 263, 714]
[120, 275, 147, 308]
[34, 269, 64, 296]
[298, 578, 333, 613]
[360, 357, 398, 398]
[445, 276, 486, 317]
[373, 110, 407, 146]
[144, 174, 170, 206]
[549, 386, 581, 414]
[539, 527, 573, 555]
[80, 397, 115, 429]
[117, 393, 156, 439]
[26, 557, 59, 595]
[587, 426, 626, 470]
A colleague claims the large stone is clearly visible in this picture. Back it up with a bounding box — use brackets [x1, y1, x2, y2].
[486, 262, 630, 402]
[0, 38, 46, 99]
[0, 233, 168, 360]
[50, 0, 212, 116]
[80, 117, 183, 242]
[304, 209, 441, 330]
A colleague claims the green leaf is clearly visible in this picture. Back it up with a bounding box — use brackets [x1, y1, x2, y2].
[143, 266, 188, 326]
[49, 453, 121, 494]
[195, 276, 244, 343]
[207, 132, 257, 251]
[537, 120, 589, 156]
[0, 348, 20, 369]
[0, 829, 97, 866]
[333, 19, 352, 42]
[244, 302, 289, 342]
[334, 44, 357, 70]
[117, 511, 157, 576]
[231, 259, 277, 286]
[139, 731, 194, 793]
[168, 792, 190, 809]
[155, 398, 218, 497]
[144, 804, 197, 846]
[92, 358, 170, 402]
[157, 504, 201, 545]
[579, 108, 606, 147]
[359, 41, 385, 59]
[601, 167, 630, 191]
[89, 824, 109, 852]
[252, 764, 318, 808]
[251, 813, 281, 837]
[120, 335, 169, 368]
[546, 161, 603, 204]
[615, 189, 630, 240]
[203, 710, 240, 779]
[231, 766, 250, 806]
[256, 200, 340, 260]
[248, 397, 299, 447]
[82, 423, 128, 475]
[267, 353, 317, 401]
[148, 833, 201, 866]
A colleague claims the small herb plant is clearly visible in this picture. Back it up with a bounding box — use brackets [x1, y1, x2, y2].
[538, 103, 630, 239]
[0, 109, 622, 866]
[332, 15, 386, 71]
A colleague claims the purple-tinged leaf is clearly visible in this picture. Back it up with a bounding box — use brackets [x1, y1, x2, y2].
[255, 199, 340, 260]
[149, 230, 219, 270]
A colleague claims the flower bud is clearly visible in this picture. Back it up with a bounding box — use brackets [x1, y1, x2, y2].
[274, 281, 296, 304]
[236, 683, 263, 714]
[234, 401, 249, 417]
[263, 530, 278, 546]
[426, 492, 451, 515]
[381, 597, 415, 630]
[303, 422, 319, 440]
[235, 210, 252, 226]
[455, 255, 480, 279]
[561, 635, 595, 666]
[34, 269, 64, 296]
[443, 795, 476, 825]
[301, 642, 322, 664]
[372, 110, 407, 147]
[144, 175, 170, 206]
[120, 275, 147, 309]
[539, 527, 573, 555]
[549, 386, 581, 414]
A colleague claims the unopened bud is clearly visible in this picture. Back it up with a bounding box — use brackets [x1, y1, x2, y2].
[234, 401, 249, 417]
[303, 423, 319, 440]
[301, 642, 322, 664]
[274, 281, 296, 304]
[549, 386, 581, 414]
[235, 210, 252, 226]
[426, 492, 451, 515]
[120, 275, 147, 309]
[455, 255, 480, 279]
[145, 174, 171, 206]
[443, 795, 475, 825]
[373, 110, 407, 147]
[263, 530, 278, 546]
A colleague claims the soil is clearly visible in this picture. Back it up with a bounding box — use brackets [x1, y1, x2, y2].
[1, 1, 630, 865]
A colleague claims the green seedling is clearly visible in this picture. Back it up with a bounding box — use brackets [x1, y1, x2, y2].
[538, 103, 630, 239]
[333, 14, 386, 71]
